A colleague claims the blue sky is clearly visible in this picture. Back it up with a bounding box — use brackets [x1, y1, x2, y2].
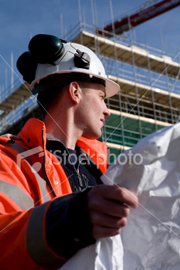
[0, 0, 180, 92]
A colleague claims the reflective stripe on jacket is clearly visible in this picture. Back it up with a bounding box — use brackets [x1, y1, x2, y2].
[0, 118, 108, 269]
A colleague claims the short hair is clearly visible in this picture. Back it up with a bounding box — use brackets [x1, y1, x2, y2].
[36, 74, 73, 118]
[37, 87, 62, 118]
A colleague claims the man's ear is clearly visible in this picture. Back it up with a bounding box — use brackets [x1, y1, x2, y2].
[68, 81, 81, 104]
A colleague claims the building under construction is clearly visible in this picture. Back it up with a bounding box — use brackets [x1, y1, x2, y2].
[1, 1, 180, 162]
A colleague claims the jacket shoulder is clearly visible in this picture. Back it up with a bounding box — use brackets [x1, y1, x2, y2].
[77, 137, 108, 173]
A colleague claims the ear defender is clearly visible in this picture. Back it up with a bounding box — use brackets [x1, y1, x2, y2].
[28, 34, 65, 65]
[16, 34, 66, 84]
[16, 51, 37, 84]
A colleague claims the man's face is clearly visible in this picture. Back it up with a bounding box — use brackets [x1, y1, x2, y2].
[77, 83, 110, 139]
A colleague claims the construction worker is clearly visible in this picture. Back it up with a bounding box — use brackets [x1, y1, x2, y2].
[0, 34, 138, 269]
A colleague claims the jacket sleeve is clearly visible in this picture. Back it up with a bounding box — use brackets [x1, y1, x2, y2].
[0, 148, 95, 270]
[46, 189, 96, 259]
[0, 151, 67, 269]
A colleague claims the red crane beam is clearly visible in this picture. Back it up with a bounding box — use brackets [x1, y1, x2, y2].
[102, 0, 180, 35]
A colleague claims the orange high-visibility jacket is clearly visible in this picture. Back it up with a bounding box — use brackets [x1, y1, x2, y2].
[0, 118, 108, 270]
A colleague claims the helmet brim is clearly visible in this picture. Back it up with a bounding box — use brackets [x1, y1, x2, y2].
[101, 76, 120, 98]
[32, 69, 120, 98]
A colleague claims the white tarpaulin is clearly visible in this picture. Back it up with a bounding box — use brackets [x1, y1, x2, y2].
[61, 123, 180, 270]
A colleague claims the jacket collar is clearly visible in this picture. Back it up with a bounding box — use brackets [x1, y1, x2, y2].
[18, 118, 107, 173]
[18, 118, 46, 149]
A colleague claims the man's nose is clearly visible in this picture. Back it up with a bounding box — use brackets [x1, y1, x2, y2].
[104, 104, 110, 117]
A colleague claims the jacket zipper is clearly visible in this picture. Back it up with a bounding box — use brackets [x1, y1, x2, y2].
[76, 166, 84, 188]
[41, 127, 56, 198]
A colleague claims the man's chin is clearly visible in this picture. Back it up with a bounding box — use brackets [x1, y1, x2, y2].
[82, 132, 101, 140]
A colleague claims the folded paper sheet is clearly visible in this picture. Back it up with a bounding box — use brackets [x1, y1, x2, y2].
[60, 235, 123, 270]
[61, 123, 180, 270]
[102, 122, 180, 270]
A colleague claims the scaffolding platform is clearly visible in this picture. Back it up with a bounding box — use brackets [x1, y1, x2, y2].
[0, 82, 31, 119]
[72, 31, 180, 78]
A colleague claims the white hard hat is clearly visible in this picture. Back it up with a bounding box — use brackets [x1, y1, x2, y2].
[17, 34, 120, 98]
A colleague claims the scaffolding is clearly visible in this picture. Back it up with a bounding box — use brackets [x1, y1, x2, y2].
[1, 22, 180, 160]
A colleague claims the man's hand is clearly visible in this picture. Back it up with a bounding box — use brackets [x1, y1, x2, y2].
[87, 185, 138, 240]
